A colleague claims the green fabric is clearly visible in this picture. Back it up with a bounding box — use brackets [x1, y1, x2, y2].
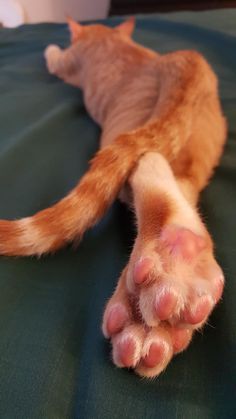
[0, 9, 236, 419]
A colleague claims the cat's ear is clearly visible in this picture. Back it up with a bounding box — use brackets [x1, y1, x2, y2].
[67, 16, 84, 43]
[116, 17, 135, 37]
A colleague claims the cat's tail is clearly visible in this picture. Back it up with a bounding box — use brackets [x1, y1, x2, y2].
[0, 80, 194, 257]
[0, 128, 170, 256]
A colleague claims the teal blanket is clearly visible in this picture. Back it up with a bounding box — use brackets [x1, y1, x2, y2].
[0, 9, 235, 419]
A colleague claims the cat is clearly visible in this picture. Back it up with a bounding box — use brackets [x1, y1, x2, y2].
[0, 17, 226, 378]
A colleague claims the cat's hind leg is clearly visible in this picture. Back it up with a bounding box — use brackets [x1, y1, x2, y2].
[127, 152, 224, 329]
[102, 151, 224, 378]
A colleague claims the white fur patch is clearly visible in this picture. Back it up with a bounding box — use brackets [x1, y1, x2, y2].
[17, 218, 56, 255]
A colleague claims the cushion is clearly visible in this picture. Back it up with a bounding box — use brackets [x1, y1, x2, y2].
[0, 9, 235, 418]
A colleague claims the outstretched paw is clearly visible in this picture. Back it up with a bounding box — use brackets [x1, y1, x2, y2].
[44, 44, 62, 74]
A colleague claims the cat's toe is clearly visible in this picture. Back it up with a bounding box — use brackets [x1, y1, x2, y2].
[112, 324, 145, 368]
[182, 295, 214, 325]
[135, 327, 173, 378]
[138, 283, 183, 326]
[135, 325, 194, 378]
[168, 326, 193, 353]
[102, 302, 130, 338]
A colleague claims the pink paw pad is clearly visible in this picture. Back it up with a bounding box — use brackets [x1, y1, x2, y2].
[183, 296, 214, 325]
[133, 257, 154, 284]
[198, 261, 224, 303]
[155, 289, 178, 320]
[160, 225, 207, 261]
[143, 342, 167, 368]
[117, 338, 137, 367]
[105, 304, 128, 337]
[170, 328, 192, 353]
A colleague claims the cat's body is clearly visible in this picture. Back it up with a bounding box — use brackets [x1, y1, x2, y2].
[0, 18, 226, 377]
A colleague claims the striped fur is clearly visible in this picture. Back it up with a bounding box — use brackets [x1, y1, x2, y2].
[0, 19, 226, 256]
[0, 111, 189, 256]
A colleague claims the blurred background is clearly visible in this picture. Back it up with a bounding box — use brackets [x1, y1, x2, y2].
[0, 0, 236, 27]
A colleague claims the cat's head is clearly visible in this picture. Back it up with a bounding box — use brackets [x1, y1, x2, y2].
[63, 17, 140, 123]
[67, 16, 135, 44]
[53, 17, 156, 124]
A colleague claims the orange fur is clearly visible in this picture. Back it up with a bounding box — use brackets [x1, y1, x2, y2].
[1, 18, 227, 378]
[0, 26, 226, 255]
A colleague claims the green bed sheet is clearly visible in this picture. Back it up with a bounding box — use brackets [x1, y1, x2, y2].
[0, 9, 235, 419]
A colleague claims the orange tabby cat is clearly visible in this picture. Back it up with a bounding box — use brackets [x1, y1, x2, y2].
[0, 18, 226, 378]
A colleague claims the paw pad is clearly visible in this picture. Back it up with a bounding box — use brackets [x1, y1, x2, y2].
[143, 341, 168, 368]
[160, 225, 207, 261]
[103, 303, 128, 338]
